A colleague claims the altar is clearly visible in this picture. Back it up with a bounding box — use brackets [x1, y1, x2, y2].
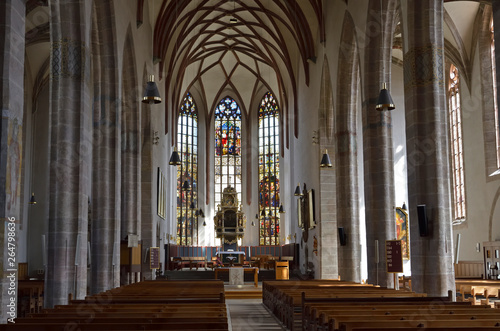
[216, 251, 245, 265]
[214, 267, 259, 287]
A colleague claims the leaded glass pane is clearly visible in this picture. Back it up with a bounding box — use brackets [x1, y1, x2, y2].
[214, 97, 242, 208]
[258, 92, 280, 246]
[176, 93, 198, 245]
[448, 65, 466, 222]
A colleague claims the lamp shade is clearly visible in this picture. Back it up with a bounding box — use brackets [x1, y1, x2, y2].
[294, 182, 303, 196]
[261, 209, 266, 217]
[251, 220, 255, 226]
[29, 192, 37, 205]
[320, 149, 332, 168]
[202, 220, 206, 226]
[182, 180, 191, 191]
[375, 83, 395, 111]
[199, 209, 205, 218]
[279, 204, 285, 213]
[402, 202, 407, 210]
[169, 148, 182, 165]
[142, 75, 161, 104]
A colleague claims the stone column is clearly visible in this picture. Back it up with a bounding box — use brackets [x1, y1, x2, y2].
[46, 0, 92, 307]
[404, 0, 455, 296]
[91, 1, 121, 294]
[319, 57, 338, 280]
[0, 0, 25, 322]
[492, 1, 500, 114]
[362, 0, 397, 287]
[336, 13, 361, 282]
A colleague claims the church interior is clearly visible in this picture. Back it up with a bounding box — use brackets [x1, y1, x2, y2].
[2, 0, 500, 328]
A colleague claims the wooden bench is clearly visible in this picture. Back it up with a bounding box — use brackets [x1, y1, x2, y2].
[456, 279, 500, 304]
[2, 280, 228, 331]
[171, 256, 207, 270]
[262, 280, 428, 330]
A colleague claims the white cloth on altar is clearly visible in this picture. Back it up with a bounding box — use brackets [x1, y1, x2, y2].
[229, 268, 244, 285]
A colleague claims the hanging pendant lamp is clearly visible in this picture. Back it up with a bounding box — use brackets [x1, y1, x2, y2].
[142, 75, 162, 104]
[294, 183, 302, 196]
[320, 149, 333, 168]
[29, 192, 37, 205]
[182, 180, 191, 191]
[169, 147, 182, 166]
[376, 83, 395, 111]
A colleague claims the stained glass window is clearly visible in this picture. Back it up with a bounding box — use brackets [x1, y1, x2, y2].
[258, 92, 280, 245]
[214, 97, 242, 208]
[176, 93, 198, 245]
[448, 64, 466, 223]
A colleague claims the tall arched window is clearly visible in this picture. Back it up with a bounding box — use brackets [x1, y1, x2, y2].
[176, 93, 198, 245]
[491, 18, 500, 168]
[258, 92, 280, 245]
[448, 64, 466, 223]
[214, 97, 242, 208]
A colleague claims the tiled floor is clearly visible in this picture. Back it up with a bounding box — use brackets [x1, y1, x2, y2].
[226, 299, 285, 331]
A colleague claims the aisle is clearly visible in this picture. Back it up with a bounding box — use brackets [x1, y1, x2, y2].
[226, 299, 286, 331]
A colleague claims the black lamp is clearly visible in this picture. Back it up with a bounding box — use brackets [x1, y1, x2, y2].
[279, 204, 285, 213]
[189, 201, 196, 209]
[199, 209, 205, 218]
[376, 83, 395, 111]
[294, 183, 303, 196]
[142, 75, 161, 104]
[320, 149, 332, 168]
[28, 192, 37, 205]
[169, 147, 181, 166]
[261, 209, 266, 217]
[401, 202, 407, 210]
[182, 180, 191, 191]
[202, 220, 206, 226]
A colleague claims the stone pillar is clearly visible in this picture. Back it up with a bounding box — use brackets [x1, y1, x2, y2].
[404, 0, 455, 296]
[492, 1, 500, 115]
[362, 0, 397, 287]
[319, 57, 338, 280]
[91, 1, 121, 294]
[0, 0, 25, 322]
[336, 13, 361, 282]
[120, 39, 141, 285]
[46, 0, 92, 307]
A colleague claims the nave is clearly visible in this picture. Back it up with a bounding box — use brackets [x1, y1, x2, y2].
[3, 277, 500, 331]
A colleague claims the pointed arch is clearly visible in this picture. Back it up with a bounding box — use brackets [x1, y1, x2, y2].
[176, 92, 199, 245]
[258, 91, 281, 245]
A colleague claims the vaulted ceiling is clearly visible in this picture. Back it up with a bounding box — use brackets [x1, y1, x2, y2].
[24, 0, 489, 126]
[149, 0, 324, 132]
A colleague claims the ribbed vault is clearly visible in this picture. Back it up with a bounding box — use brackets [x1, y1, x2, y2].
[150, 0, 324, 138]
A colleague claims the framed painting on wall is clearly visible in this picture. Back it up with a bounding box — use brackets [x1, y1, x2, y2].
[395, 207, 410, 260]
[157, 167, 166, 219]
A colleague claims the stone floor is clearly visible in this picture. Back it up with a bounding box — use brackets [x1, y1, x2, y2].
[224, 284, 285, 331]
[226, 298, 285, 331]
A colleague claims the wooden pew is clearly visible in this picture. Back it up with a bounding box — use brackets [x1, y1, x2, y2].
[456, 279, 500, 304]
[262, 280, 428, 330]
[337, 319, 500, 331]
[1, 280, 229, 331]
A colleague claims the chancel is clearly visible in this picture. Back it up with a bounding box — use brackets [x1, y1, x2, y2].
[2, 0, 500, 328]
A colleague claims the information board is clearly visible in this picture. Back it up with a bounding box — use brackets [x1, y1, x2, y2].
[150, 247, 160, 269]
[386, 240, 403, 273]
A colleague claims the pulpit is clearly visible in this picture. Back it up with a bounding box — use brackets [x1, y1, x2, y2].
[214, 185, 246, 256]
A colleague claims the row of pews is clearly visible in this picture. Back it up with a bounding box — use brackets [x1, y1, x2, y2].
[1, 280, 228, 330]
[262, 280, 500, 331]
